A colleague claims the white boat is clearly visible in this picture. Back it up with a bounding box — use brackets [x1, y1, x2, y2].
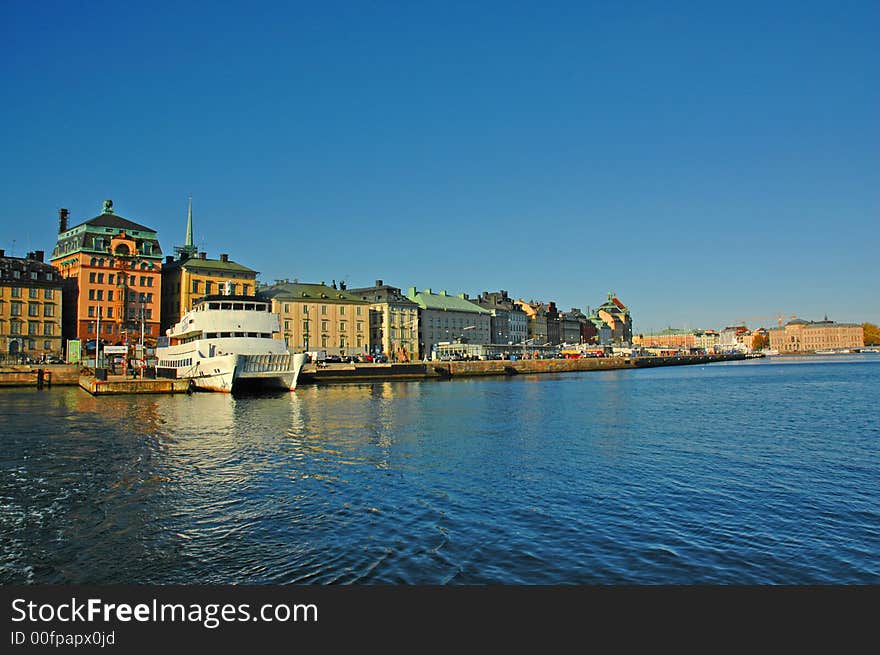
[156, 292, 306, 393]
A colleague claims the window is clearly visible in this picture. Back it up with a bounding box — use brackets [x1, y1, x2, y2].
[29, 288, 38, 298]
[303, 321, 309, 334]
[339, 335, 346, 348]
[129, 275, 135, 285]
[357, 335, 363, 347]
[43, 340, 51, 350]
[28, 321, 38, 335]
[87, 322, 95, 333]
[206, 281, 213, 294]
[88, 306, 95, 318]
[340, 306, 346, 316]
[11, 302, 22, 316]
[357, 321, 363, 333]
[43, 305, 54, 317]
[43, 323, 53, 336]
[321, 321, 329, 332]
[303, 306, 309, 314]
[321, 305, 327, 315]
[89, 272, 96, 283]
[10, 321, 21, 334]
[96, 290, 103, 300]
[97, 273, 104, 284]
[28, 304, 39, 317]
[340, 321, 347, 332]
[12, 270, 20, 279]
[284, 320, 290, 330]
[108, 274, 115, 285]
[144, 309, 152, 320]
[106, 307, 113, 318]
[11, 287, 21, 297]
[356, 306, 362, 316]
[242, 284, 250, 295]
[44, 289, 53, 299]
[145, 276, 153, 287]
[89, 289, 96, 300]
[140, 276, 147, 286]
[321, 335, 328, 348]
[284, 304, 290, 313]
[192, 280, 200, 294]
[108, 290, 114, 301]
[30, 271, 37, 280]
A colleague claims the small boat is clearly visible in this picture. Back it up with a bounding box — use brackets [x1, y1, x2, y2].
[156, 291, 305, 393]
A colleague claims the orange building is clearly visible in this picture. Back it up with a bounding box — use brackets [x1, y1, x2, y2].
[50, 200, 164, 349]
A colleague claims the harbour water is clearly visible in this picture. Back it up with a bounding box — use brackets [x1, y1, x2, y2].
[1, 355, 878, 584]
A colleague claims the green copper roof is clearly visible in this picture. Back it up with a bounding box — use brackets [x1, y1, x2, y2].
[164, 257, 256, 274]
[407, 288, 491, 313]
[259, 282, 370, 304]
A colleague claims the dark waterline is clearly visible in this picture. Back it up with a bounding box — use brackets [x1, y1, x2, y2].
[2, 355, 878, 584]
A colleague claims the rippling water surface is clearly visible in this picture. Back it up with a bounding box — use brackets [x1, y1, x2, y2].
[2, 355, 878, 584]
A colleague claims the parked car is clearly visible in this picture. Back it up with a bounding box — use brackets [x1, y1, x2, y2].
[373, 354, 388, 363]
[324, 355, 343, 363]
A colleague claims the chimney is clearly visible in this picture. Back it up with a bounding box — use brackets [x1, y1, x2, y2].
[220, 253, 229, 262]
[58, 208, 69, 233]
[199, 251, 207, 259]
[166, 255, 174, 264]
[33, 250, 44, 262]
[376, 279, 383, 287]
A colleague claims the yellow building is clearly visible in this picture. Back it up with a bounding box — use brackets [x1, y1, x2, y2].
[259, 281, 371, 356]
[0, 250, 64, 360]
[159, 200, 257, 333]
[769, 319, 864, 353]
[348, 280, 420, 361]
[160, 252, 257, 332]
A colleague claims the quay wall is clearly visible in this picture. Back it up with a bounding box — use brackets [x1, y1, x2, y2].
[300, 353, 748, 385]
[0, 364, 81, 387]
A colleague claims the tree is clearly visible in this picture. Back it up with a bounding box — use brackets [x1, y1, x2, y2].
[863, 323, 880, 346]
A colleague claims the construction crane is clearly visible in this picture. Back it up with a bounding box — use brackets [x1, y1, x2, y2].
[733, 314, 799, 328]
[777, 313, 798, 327]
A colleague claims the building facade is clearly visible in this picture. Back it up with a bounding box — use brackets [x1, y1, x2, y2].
[515, 300, 549, 345]
[769, 319, 864, 353]
[407, 287, 491, 358]
[561, 308, 585, 345]
[0, 249, 64, 360]
[470, 290, 528, 345]
[259, 281, 371, 356]
[349, 280, 420, 361]
[593, 293, 633, 345]
[50, 201, 163, 348]
[161, 253, 258, 333]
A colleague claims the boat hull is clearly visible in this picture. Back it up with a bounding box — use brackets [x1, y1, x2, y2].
[158, 353, 306, 393]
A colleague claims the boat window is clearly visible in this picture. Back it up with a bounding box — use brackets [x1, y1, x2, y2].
[206, 332, 216, 339]
[209, 303, 220, 310]
[247, 332, 258, 337]
[221, 303, 232, 310]
[234, 332, 245, 337]
[220, 332, 231, 338]
[260, 333, 271, 338]
[233, 303, 243, 310]
[244, 303, 255, 311]
[256, 304, 266, 312]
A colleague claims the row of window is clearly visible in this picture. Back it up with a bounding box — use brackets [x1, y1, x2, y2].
[191, 281, 251, 295]
[88, 271, 155, 287]
[87, 289, 154, 303]
[2, 287, 55, 299]
[85, 322, 154, 336]
[88, 249, 154, 263]
[1, 303, 56, 317]
[3, 338, 54, 351]
[1, 270, 54, 281]
[1, 320, 56, 336]
[158, 357, 191, 368]
[282, 320, 365, 333]
[86, 305, 153, 320]
[281, 304, 363, 316]
[204, 332, 272, 339]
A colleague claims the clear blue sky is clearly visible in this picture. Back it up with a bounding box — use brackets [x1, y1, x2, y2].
[2, 1, 878, 332]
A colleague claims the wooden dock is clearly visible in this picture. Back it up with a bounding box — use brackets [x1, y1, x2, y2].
[79, 375, 192, 395]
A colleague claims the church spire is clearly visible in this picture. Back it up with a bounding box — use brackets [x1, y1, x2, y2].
[185, 195, 194, 249]
[174, 195, 198, 260]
